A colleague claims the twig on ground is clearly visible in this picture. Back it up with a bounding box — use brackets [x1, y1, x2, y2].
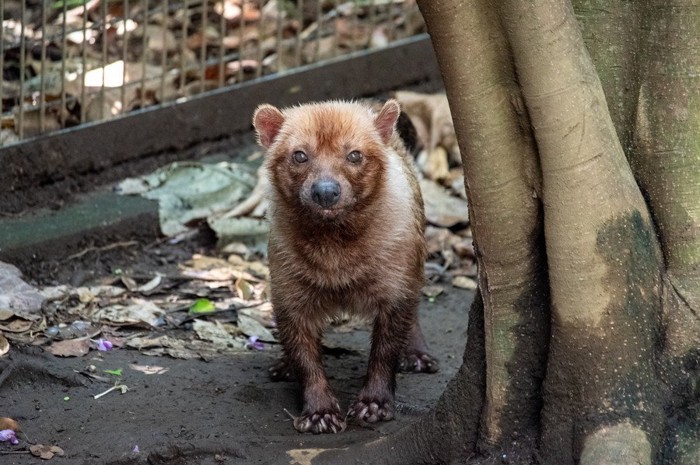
[283, 408, 297, 421]
[67, 241, 139, 260]
[93, 383, 129, 399]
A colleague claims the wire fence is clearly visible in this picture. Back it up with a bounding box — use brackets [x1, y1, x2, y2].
[1, 0, 424, 146]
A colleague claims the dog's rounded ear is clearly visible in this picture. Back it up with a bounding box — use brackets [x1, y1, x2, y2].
[374, 99, 401, 144]
[253, 105, 285, 148]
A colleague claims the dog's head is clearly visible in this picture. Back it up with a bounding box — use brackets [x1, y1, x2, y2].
[253, 100, 401, 224]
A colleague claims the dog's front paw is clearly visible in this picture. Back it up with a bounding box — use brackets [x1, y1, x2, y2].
[293, 408, 346, 434]
[348, 397, 394, 423]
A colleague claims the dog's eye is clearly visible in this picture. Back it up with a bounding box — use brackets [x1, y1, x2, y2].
[293, 151, 308, 163]
[346, 150, 363, 164]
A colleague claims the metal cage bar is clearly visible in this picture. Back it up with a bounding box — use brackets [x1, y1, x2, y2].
[1, 0, 425, 146]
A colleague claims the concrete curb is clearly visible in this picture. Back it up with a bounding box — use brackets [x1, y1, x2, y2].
[0, 191, 160, 264]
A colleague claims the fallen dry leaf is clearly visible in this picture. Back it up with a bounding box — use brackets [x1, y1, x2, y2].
[126, 335, 174, 350]
[0, 318, 33, 333]
[235, 278, 254, 300]
[288, 448, 340, 465]
[451, 264, 478, 278]
[237, 310, 276, 343]
[126, 333, 245, 359]
[129, 364, 169, 375]
[192, 319, 239, 347]
[92, 299, 165, 328]
[120, 276, 139, 292]
[38, 285, 71, 301]
[226, 254, 269, 279]
[29, 444, 65, 459]
[141, 347, 198, 359]
[182, 255, 260, 282]
[416, 146, 450, 182]
[48, 338, 91, 357]
[420, 178, 469, 228]
[452, 276, 478, 290]
[74, 285, 126, 303]
[46, 321, 100, 341]
[394, 91, 459, 162]
[118, 161, 257, 236]
[0, 334, 9, 356]
[422, 285, 444, 299]
[0, 417, 20, 431]
[0, 417, 22, 433]
[136, 275, 163, 293]
[0, 309, 14, 320]
[425, 225, 460, 255]
[0, 261, 45, 321]
[224, 164, 269, 218]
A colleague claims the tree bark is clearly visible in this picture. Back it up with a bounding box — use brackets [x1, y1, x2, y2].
[572, 0, 645, 152]
[634, 0, 700, 351]
[496, 1, 665, 463]
[417, 0, 550, 456]
[632, 2, 700, 462]
[310, 1, 700, 463]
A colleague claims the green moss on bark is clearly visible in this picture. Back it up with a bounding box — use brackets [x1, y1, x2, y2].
[572, 0, 644, 153]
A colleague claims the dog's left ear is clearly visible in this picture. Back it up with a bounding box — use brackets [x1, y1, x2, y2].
[253, 104, 285, 149]
[374, 99, 401, 144]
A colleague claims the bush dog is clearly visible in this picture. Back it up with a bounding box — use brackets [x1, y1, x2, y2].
[253, 99, 437, 434]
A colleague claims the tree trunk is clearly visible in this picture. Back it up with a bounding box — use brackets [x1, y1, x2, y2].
[414, 1, 551, 457]
[312, 1, 700, 463]
[435, 1, 699, 463]
[496, 1, 669, 462]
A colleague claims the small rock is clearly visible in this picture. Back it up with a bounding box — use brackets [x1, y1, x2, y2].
[452, 276, 477, 290]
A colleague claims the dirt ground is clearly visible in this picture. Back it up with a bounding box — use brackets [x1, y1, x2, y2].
[1, 220, 472, 465]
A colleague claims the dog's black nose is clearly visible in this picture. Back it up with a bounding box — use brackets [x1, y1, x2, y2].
[311, 180, 341, 208]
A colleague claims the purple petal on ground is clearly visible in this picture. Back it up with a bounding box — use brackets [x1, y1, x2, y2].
[0, 429, 19, 445]
[96, 339, 114, 351]
[245, 335, 264, 351]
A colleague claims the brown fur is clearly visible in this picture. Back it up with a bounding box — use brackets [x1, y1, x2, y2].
[253, 100, 437, 434]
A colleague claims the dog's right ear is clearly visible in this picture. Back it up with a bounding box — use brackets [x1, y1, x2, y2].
[253, 104, 285, 149]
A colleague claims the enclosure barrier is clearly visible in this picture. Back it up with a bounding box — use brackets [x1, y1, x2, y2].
[1, 0, 425, 144]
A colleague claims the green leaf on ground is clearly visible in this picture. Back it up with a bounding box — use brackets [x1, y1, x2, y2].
[189, 298, 216, 315]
